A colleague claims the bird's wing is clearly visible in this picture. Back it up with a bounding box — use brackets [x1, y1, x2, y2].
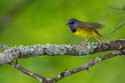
[78, 22, 103, 30]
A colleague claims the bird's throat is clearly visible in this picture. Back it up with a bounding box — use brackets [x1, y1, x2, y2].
[71, 28, 76, 32]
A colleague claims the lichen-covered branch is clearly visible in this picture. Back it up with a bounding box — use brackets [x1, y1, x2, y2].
[8, 49, 125, 83]
[0, 39, 125, 65]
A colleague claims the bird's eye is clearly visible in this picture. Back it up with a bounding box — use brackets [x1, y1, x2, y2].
[69, 21, 74, 24]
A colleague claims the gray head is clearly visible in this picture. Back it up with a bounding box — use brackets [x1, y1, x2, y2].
[67, 18, 80, 32]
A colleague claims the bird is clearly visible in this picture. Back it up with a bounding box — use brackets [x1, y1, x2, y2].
[66, 18, 109, 45]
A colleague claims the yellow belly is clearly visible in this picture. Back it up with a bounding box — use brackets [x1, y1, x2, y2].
[74, 28, 94, 39]
[73, 28, 109, 44]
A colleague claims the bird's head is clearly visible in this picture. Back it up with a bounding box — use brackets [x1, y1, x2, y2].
[66, 18, 80, 32]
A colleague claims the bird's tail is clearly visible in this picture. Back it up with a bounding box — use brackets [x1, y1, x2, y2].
[95, 36, 110, 44]
[94, 31, 110, 44]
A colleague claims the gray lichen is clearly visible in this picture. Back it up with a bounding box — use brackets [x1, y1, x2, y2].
[32, 44, 44, 55]
[76, 42, 98, 56]
[94, 57, 102, 63]
[0, 43, 99, 65]
[0, 53, 6, 65]
[57, 75, 61, 79]
[37, 77, 42, 83]
[44, 44, 68, 55]
[46, 78, 51, 82]
[119, 39, 125, 40]
[0, 42, 105, 65]
[64, 70, 71, 76]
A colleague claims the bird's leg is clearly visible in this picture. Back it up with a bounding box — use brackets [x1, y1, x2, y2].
[79, 38, 89, 46]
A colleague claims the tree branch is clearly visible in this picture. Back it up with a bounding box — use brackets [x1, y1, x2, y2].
[50, 49, 125, 82]
[9, 62, 48, 83]
[8, 49, 125, 83]
[0, 40, 125, 65]
[0, 39, 125, 83]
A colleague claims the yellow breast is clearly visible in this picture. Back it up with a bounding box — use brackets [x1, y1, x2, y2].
[74, 28, 94, 38]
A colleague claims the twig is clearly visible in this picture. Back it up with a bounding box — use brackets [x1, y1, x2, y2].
[9, 62, 48, 83]
[8, 49, 125, 83]
[110, 21, 125, 33]
[50, 49, 125, 82]
[0, 40, 125, 65]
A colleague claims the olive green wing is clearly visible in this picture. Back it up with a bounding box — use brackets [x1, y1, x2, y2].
[78, 22, 103, 30]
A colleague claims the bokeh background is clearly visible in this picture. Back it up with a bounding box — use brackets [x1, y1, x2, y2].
[0, 0, 125, 83]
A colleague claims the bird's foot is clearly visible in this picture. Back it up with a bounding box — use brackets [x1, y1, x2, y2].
[78, 40, 89, 47]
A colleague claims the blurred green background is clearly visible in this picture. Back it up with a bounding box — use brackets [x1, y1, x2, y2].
[0, 0, 125, 83]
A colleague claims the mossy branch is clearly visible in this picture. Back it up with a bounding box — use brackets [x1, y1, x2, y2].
[0, 39, 125, 65]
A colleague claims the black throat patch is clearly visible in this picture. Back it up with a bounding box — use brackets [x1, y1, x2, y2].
[71, 28, 76, 33]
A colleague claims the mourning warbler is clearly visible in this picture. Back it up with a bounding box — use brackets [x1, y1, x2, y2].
[67, 18, 109, 44]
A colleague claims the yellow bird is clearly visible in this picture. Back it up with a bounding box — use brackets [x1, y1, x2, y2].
[66, 18, 109, 45]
